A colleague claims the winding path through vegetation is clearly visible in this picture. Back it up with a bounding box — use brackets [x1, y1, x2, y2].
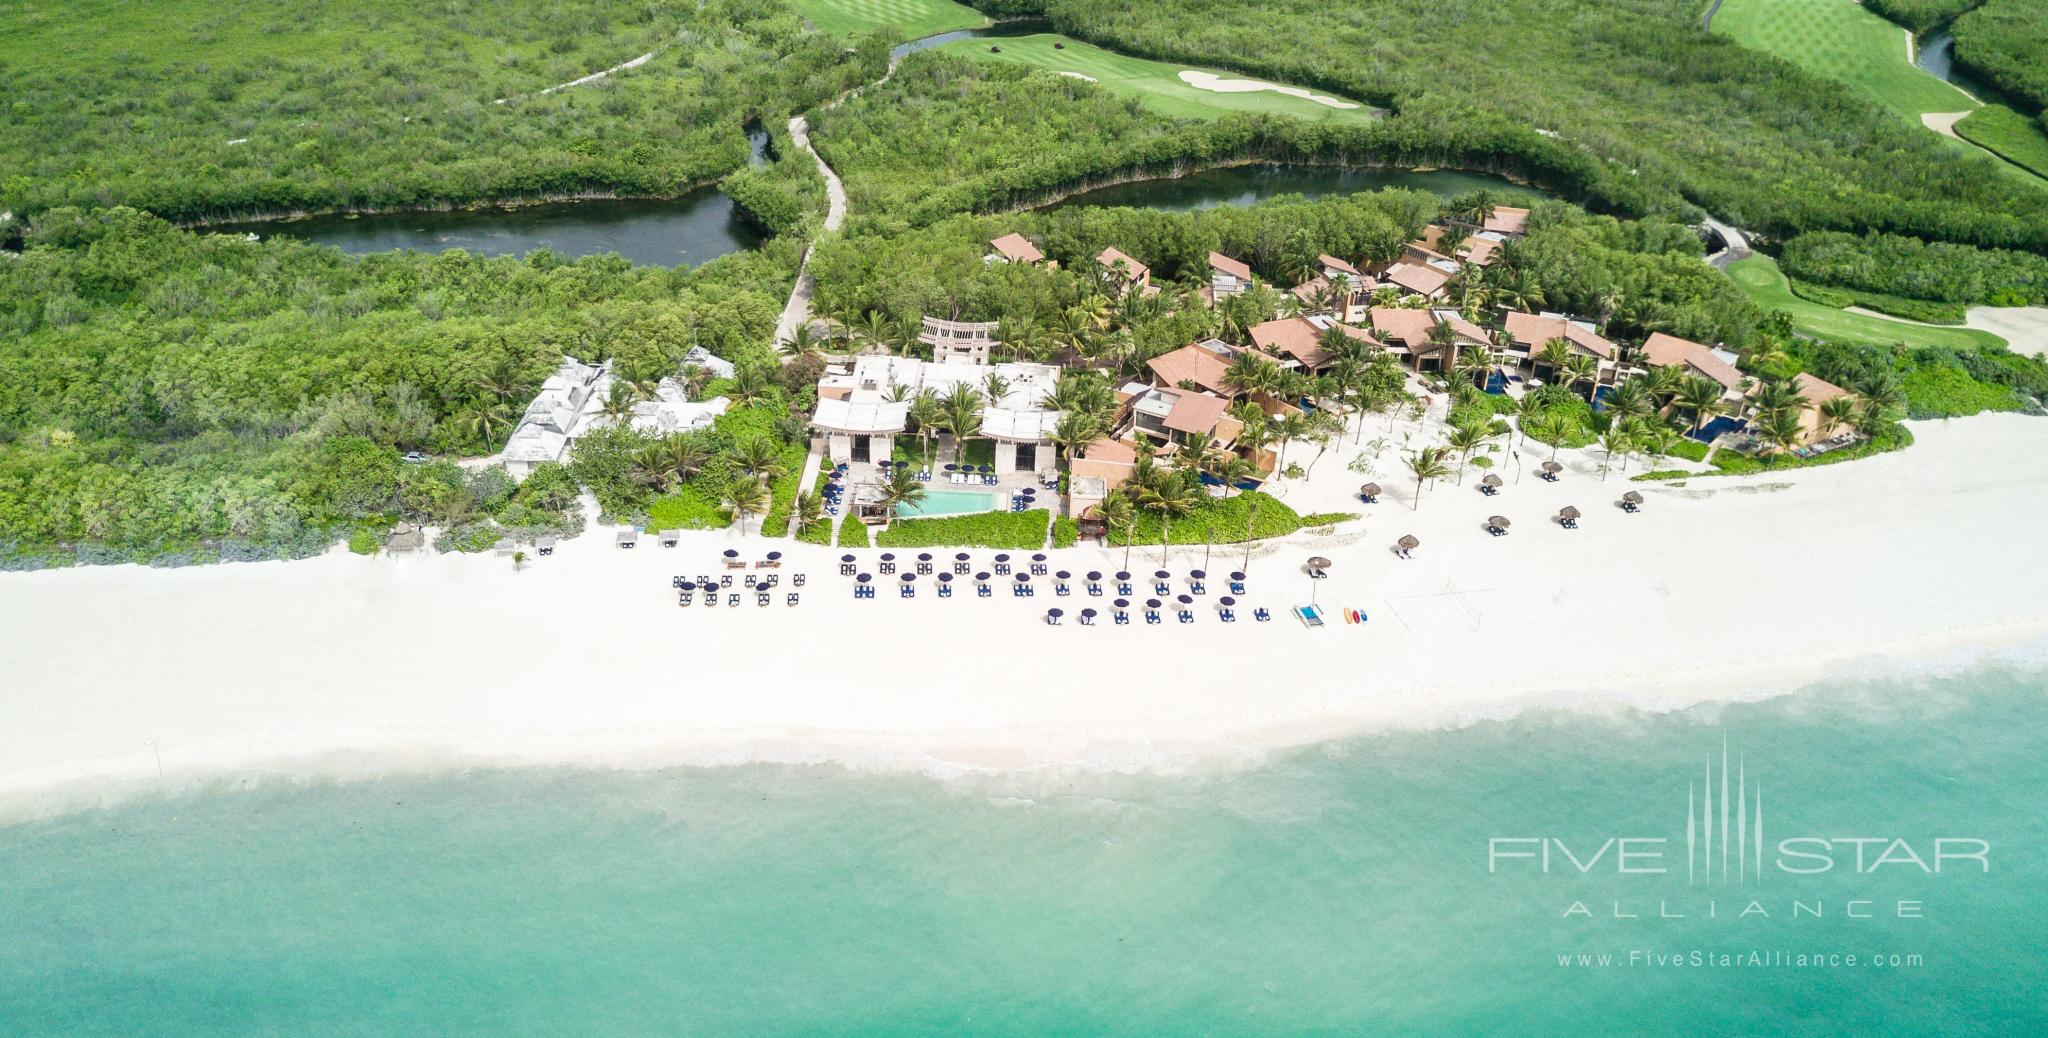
[773, 115, 848, 346]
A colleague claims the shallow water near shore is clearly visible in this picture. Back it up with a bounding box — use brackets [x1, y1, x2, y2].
[2, 664, 2043, 1035]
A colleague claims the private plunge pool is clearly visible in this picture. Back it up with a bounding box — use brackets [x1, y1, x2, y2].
[897, 489, 1005, 518]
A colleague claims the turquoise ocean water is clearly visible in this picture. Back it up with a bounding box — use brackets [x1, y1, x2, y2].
[3, 663, 2044, 1036]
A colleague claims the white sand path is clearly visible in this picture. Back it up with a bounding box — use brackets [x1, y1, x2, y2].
[1177, 70, 1359, 109]
[3, 414, 2046, 816]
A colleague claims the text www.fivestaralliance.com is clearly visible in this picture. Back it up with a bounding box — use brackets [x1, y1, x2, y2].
[1557, 950, 1925, 969]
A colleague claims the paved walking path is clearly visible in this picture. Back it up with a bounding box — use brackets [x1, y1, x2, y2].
[785, 441, 826, 536]
[773, 114, 849, 346]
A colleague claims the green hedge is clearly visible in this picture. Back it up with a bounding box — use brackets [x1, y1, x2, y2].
[875, 508, 1051, 549]
[1636, 423, 1914, 480]
[1788, 279, 1968, 324]
[796, 518, 835, 545]
[647, 487, 731, 531]
[1050, 516, 1080, 548]
[1123, 491, 1305, 546]
[755, 443, 811, 538]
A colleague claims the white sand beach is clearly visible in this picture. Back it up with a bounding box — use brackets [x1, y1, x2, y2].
[3, 413, 2046, 815]
[1177, 70, 1360, 109]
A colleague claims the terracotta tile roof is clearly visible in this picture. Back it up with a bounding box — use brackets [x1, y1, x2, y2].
[1097, 247, 1148, 280]
[1081, 437, 1137, 465]
[1384, 261, 1450, 297]
[1483, 207, 1530, 235]
[1163, 391, 1230, 435]
[1460, 237, 1501, 266]
[1641, 332, 1743, 392]
[1290, 276, 1329, 304]
[1319, 253, 1360, 276]
[989, 233, 1042, 264]
[1147, 343, 1234, 395]
[1250, 317, 1332, 370]
[1208, 251, 1254, 282]
[1504, 312, 1615, 360]
[1792, 371, 1851, 405]
[1369, 307, 1436, 348]
[1438, 312, 1492, 344]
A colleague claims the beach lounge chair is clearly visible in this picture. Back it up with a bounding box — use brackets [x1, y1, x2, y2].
[788, 593, 799, 606]
[978, 583, 992, 598]
[618, 532, 638, 550]
[793, 574, 806, 587]
[744, 574, 758, 588]
[1177, 609, 1194, 624]
[537, 537, 556, 557]
[1055, 583, 1070, 597]
[938, 583, 953, 598]
[995, 562, 1012, 575]
[901, 583, 915, 598]
[720, 575, 733, 588]
[1254, 607, 1272, 622]
[1229, 580, 1246, 595]
[1080, 612, 1095, 627]
[725, 557, 744, 569]
[757, 591, 770, 607]
[917, 561, 932, 575]
[672, 576, 686, 589]
[660, 530, 680, 548]
[1219, 608, 1236, 622]
[1024, 584, 1036, 597]
[679, 591, 693, 607]
[1144, 609, 1162, 625]
[705, 591, 718, 607]
[1154, 581, 1170, 596]
[1117, 582, 1133, 597]
[1114, 610, 1130, 625]
[1012, 583, 1026, 597]
[1189, 580, 1206, 595]
[1087, 582, 1102, 596]
[1046, 612, 1062, 626]
[879, 562, 895, 575]
[1294, 604, 1326, 628]
[727, 593, 740, 607]
[1621, 491, 1643, 513]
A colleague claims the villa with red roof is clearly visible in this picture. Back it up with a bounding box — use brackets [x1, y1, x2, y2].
[987, 232, 1044, 265]
[1640, 332, 1747, 402]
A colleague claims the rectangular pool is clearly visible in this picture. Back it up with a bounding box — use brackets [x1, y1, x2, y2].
[897, 489, 1003, 518]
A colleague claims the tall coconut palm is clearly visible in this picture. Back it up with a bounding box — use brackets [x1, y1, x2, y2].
[940, 384, 983, 466]
[1135, 469, 1202, 566]
[1604, 377, 1654, 425]
[876, 465, 927, 518]
[1535, 338, 1573, 382]
[1858, 371, 1906, 420]
[779, 323, 824, 362]
[1598, 425, 1634, 481]
[908, 389, 944, 469]
[1673, 376, 1725, 438]
[661, 435, 711, 485]
[794, 490, 823, 531]
[1752, 379, 1809, 423]
[1271, 411, 1311, 473]
[734, 438, 786, 482]
[722, 477, 771, 534]
[1444, 420, 1490, 484]
[1404, 446, 1453, 509]
[1049, 410, 1102, 471]
[1755, 407, 1806, 463]
[1562, 354, 1600, 401]
[1096, 491, 1137, 572]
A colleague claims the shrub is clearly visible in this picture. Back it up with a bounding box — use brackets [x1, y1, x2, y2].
[876, 508, 1051, 549]
[347, 528, 381, 555]
[1124, 491, 1304, 545]
[1050, 516, 1079, 548]
[647, 487, 730, 530]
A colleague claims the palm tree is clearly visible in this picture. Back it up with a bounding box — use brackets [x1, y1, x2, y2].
[1673, 376, 1725, 438]
[1755, 408, 1806, 463]
[459, 399, 515, 447]
[1271, 411, 1311, 473]
[1562, 354, 1600, 401]
[940, 384, 983, 466]
[778, 323, 824, 362]
[1752, 379, 1809, 423]
[1135, 469, 1203, 566]
[1451, 348, 1492, 392]
[511, 549, 529, 572]
[876, 465, 927, 518]
[1858, 371, 1906, 420]
[1599, 425, 1634, 480]
[1535, 338, 1573, 382]
[1224, 351, 1278, 400]
[1513, 393, 1547, 448]
[1404, 447, 1453, 509]
[722, 477, 771, 534]
[1604, 377, 1654, 425]
[795, 490, 823, 531]
[471, 361, 523, 406]
[1444, 420, 1490, 483]
[1096, 491, 1137, 572]
[1049, 410, 1102, 471]
[629, 442, 679, 491]
[908, 389, 944, 469]
[734, 438, 786, 482]
[601, 380, 640, 424]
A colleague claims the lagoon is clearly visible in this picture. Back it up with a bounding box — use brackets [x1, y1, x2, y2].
[1046, 164, 1555, 212]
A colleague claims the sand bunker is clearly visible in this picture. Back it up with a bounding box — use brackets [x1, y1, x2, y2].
[1059, 71, 1099, 82]
[1177, 70, 1359, 109]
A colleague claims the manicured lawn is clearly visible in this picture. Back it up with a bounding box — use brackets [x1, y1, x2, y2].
[1955, 105, 2048, 180]
[786, 0, 984, 40]
[1725, 256, 2008, 349]
[1713, 0, 1972, 119]
[936, 34, 1382, 124]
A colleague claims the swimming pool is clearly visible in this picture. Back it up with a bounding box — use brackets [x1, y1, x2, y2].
[896, 489, 1003, 518]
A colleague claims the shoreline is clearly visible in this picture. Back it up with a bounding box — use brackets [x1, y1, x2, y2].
[179, 179, 732, 232]
[3, 413, 2045, 820]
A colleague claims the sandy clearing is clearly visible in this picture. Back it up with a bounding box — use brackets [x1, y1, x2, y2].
[1177, 70, 1359, 109]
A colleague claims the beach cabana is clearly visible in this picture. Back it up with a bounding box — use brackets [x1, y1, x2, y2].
[1558, 506, 1582, 529]
[617, 531, 639, 550]
[1359, 482, 1381, 504]
[536, 535, 558, 556]
[659, 529, 681, 548]
[1486, 516, 1511, 536]
[1080, 607, 1098, 627]
[1621, 491, 1644, 513]
[1396, 534, 1420, 559]
[1479, 474, 1503, 496]
[1540, 461, 1563, 482]
[1046, 608, 1063, 626]
[492, 537, 516, 557]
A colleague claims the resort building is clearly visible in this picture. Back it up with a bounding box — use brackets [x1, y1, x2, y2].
[680, 345, 736, 380]
[1291, 254, 1374, 323]
[1640, 332, 1747, 402]
[987, 232, 1044, 265]
[618, 382, 731, 437]
[1790, 372, 1856, 446]
[918, 316, 1001, 365]
[1380, 261, 1452, 301]
[1207, 251, 1255, 301]
[1249, 315, 1378, 377]
[1096, 247, 1151, 295]
[1122, 382, 1243, 453]
[1147, 338, 1239, 396]
[1412, 225, 1504, 268]
[502, 356, 609, 479]
[1369, 307, 1487, 374]
[1483, 206, 1532, 236]
[1502, 311, 1620, 386]
[811, 355, 1062, 473]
